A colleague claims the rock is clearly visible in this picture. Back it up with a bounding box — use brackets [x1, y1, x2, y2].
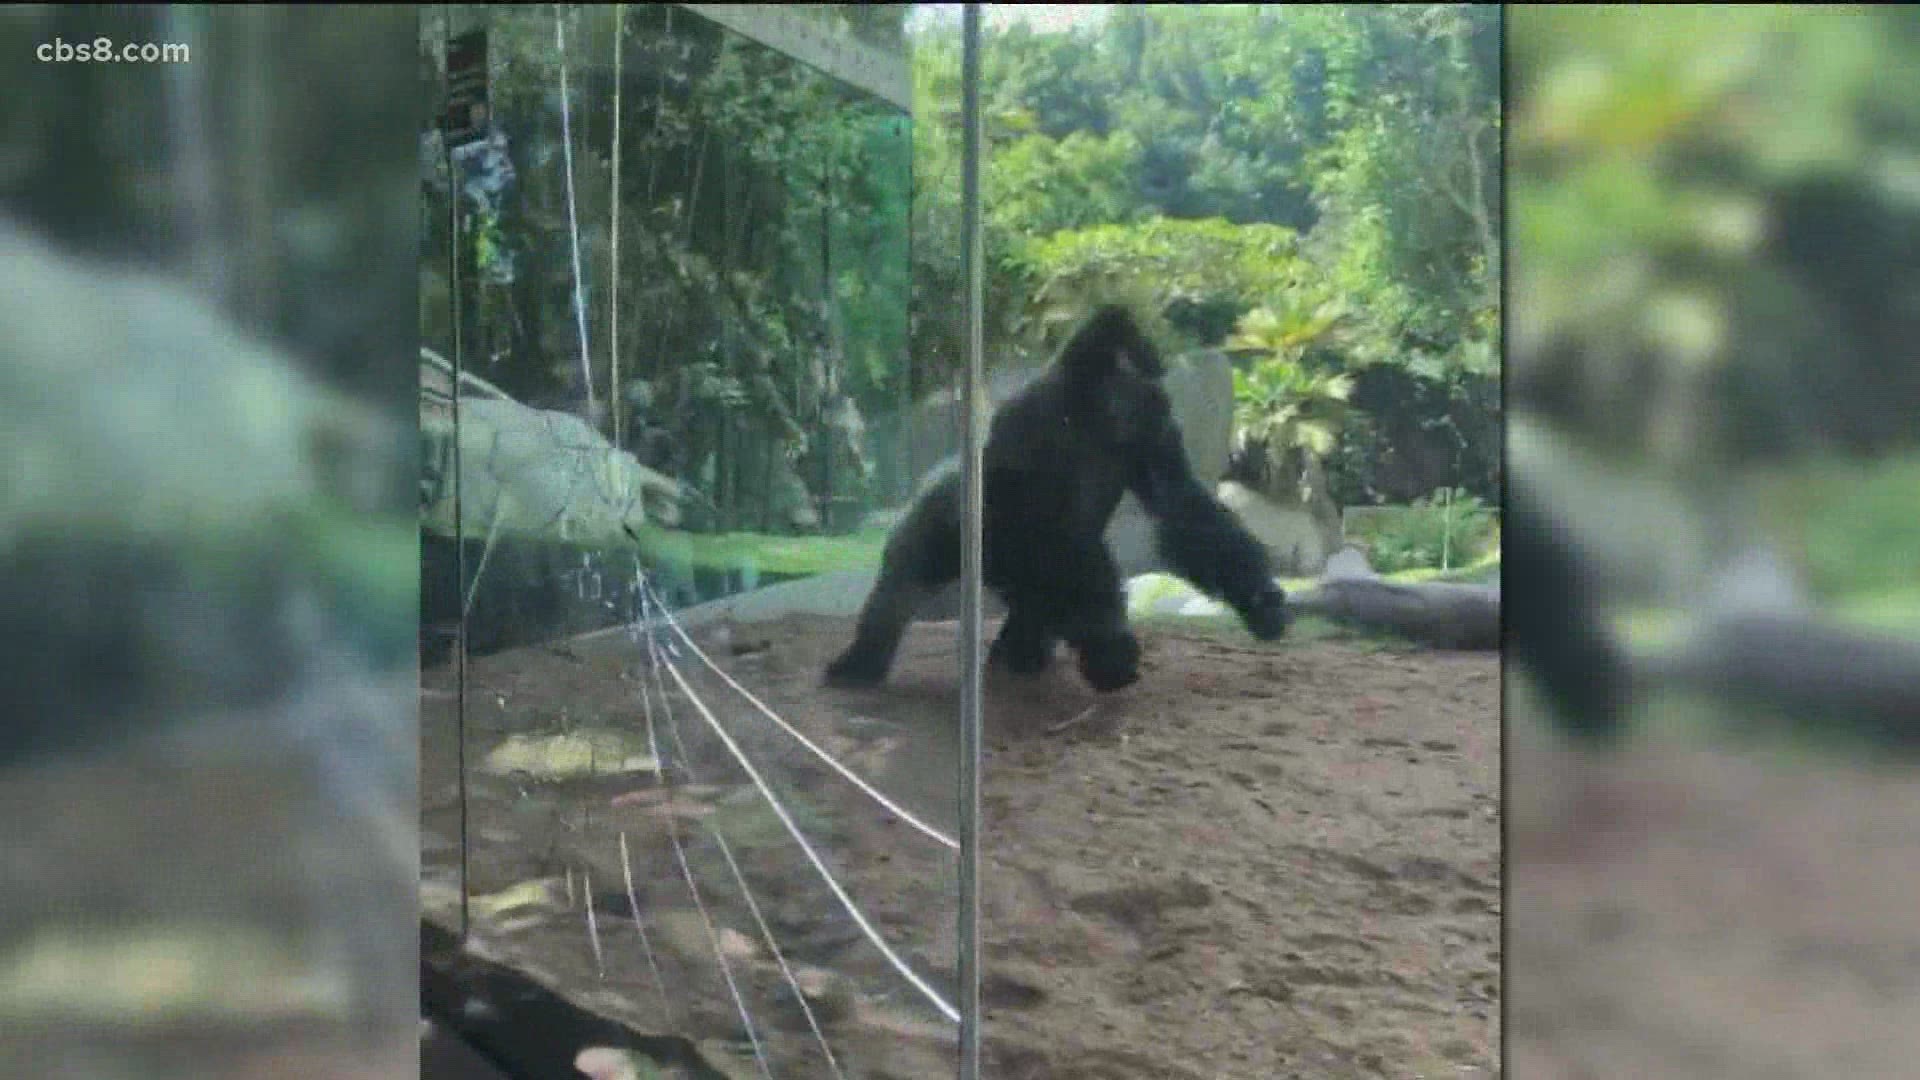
[1125, 572, 1197, 617]
[1216, 480, 1339, 577]
[1322, 544, 1379, 581]
[654, 911, 758, 968]
[1179, 596, 1228, 619]
[573, 1046, 652, 1080]
[1123, 573, 1231, 622]
[418, 378, 684, 543]
[469, 879, 568, 921]
[481, 730, 660, 780]
[784, 964, 858, 1026]
[1699, 543, 1812, 621]
[715, 927, 758, 966]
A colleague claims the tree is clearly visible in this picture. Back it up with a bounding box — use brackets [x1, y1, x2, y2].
[1512, 5, 1920, 466]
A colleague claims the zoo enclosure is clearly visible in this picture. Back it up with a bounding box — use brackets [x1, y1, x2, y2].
[420, 5, 986, 1078]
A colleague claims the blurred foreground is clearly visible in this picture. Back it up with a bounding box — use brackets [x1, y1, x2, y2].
[1509, 7, 1920, 1076]
[0, 7, 417, 1078]
[0, 211, 417, 1080]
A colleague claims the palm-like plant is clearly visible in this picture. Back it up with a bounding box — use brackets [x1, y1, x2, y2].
[1225, 303, 1356, 502]
[1224, 302, 1345, 361]
[1232, 361, 1354, 470]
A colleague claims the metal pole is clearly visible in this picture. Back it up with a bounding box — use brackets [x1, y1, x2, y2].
[610, 4, 625, 448]
[957, 6, 985, 1080]
[439, 15, 473, 945]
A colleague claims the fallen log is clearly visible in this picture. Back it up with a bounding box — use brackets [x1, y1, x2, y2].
[1637, 613, 1920, 737]
[1288, 578, 1502, 651]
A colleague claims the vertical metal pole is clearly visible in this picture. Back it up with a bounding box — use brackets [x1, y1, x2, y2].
[439, 15, 473, 945]
[957, 6, 985, 1080]
[610, 4, 625, 448]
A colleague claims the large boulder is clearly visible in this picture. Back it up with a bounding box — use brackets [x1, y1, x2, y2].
[1215, 480, 1340, 577]
[418, 367, 686, 545]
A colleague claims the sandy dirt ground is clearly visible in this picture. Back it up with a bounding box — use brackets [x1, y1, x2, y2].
[423, 614, 1498, 1079]
[1507, 716, 1920, 1079]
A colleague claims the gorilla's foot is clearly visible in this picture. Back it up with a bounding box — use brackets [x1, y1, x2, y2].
[989, 631, 1056, 676]
[823, 647, 890, 689]
[1075, 630, 1142, 693]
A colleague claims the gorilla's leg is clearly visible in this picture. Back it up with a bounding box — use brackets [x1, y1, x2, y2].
[987, 601, 1057, 675]
[1129, 419, 1290, 640]
[824, 479, 960, 688]
[1015, 536, 1140, 693]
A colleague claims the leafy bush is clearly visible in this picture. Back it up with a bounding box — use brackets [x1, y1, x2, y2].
[1751, 454, 1920, 600]
[1357, 488, 1500, 574]
[1019, 217, 1309, 350]
[1230, 358, 1355, 493]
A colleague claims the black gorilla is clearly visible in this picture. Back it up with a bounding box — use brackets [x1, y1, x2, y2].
[1502, 474, 1632, 743]
[825, 305, 1290, 693]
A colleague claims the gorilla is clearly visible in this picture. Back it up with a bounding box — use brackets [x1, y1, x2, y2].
[1502, 473, 1632, 743]
[825, 305, 1291, 693]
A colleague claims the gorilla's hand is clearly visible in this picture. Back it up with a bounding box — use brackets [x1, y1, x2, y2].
[1236, 581, 1291, 642]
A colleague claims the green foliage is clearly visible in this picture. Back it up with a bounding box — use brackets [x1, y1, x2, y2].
[1020, 217, 1307, 348]
[423, 7, 913, 534]
[1512, 6, 1920, 465]
[1749, 455, 1920, 602]
[982, 22, 1117, 139]
[1357, 488, 1499, 574]
[988, 130, 1145, 238]
[1282, 5, 1500, 365]
[910, 5, 1502, 471]
[1224, 298, 1352, 473]
[1231, 359, 1355, 464]
[426, 5, 1503, 543]
[1224, 301, 1348, 361]
[1223, 299, 1359, 506]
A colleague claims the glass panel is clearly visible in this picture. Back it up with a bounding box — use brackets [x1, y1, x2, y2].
[421, 7, 961, 1077]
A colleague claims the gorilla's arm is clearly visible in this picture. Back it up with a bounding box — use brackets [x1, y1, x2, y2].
[1126, 403, 1290, 641]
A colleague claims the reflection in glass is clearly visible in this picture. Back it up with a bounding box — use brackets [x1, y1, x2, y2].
[421, 7, 960, 1077]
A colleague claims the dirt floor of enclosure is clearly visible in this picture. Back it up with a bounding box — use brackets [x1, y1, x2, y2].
[423, 614, 1499, 1080]
[1507, 721, 1920, 1079]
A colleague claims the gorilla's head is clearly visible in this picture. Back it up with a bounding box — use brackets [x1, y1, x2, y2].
[1056, 304, 1174, 447]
